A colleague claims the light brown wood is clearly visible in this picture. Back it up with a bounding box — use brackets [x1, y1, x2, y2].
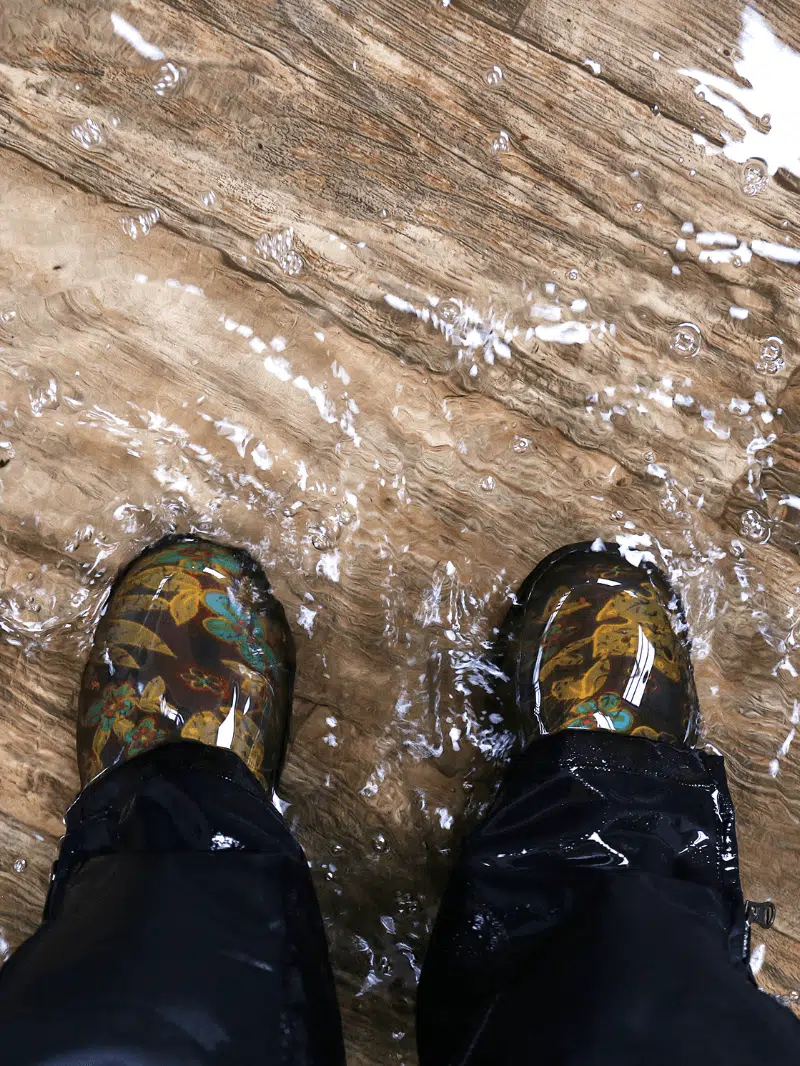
[2, 0, 800, 1057]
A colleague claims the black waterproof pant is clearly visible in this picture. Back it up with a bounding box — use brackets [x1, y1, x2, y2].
[0, 733, 797, 1064]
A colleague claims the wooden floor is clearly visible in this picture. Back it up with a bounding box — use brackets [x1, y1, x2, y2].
[2, 0, 800, 1057]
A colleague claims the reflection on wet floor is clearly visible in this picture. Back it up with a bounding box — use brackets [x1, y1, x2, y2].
[2, 0, 800, 1056]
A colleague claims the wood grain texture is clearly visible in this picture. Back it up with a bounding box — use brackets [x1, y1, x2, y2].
[2, 0, 800, 1057]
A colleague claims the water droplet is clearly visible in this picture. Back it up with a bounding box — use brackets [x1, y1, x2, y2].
[756, 336, 785, 374]
[380, 207, 389, 219]
[611, 510, 624, 520]
[512, 435, 530, 452]
[70, 118, 103, 150]
[632, 202, 644, 213]
[760, 113, 772, 131]
[120, 207, 160, 240]
[484, 65, 503, 86]
[480, 475, 496, 491]
[0, 309, 16, 324]
[255, 227, 303, 276]
[781, 219, 790, 230]
[490, 130, 510, 155]
[152, 60, 187, 98]
[373, 833, 389, 853]
[740, 508, 771, 544]
[651, 103, 661, 116]
[742, 158, 768, 196]
[13, 858, 27, 874]
[652, 50, 661, 61]
[732, 256, 743, 268]
[567, 268, 579, 281]
[669, 322, 702, 357]
[200, 190, 217, 207]
[643, 449, 655, 463]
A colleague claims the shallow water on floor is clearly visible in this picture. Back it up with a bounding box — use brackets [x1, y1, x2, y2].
[2, 0, 800, 1058]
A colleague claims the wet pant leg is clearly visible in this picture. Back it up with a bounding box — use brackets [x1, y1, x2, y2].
[0, 741, 344, 1066]
[417, 731, 799, 1066]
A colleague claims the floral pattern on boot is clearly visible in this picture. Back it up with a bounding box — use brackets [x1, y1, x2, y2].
[77, 536, 295, 791]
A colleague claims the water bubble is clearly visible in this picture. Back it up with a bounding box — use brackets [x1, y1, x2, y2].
[480, 475, 496, 491]
[512, 435, 530, 452]
[567, 268, 579, 280]
[12, 858, 27, 874]
[0, 309, 16, 324]
[255, 227, 303, 276]
[632, 202, 644, 213]
[396, 891, 420, 914]
[29, 377, 59, 415]
[311, 530, 334, 550]
[70, 118, 103, 150]
[310, 517, 341, 551]
[756, 336, 785, 374]
[152, 61, 187, 98]
[484, 65, 503, 86]
[740, 508, 771, 544]
[200, 190, 217, 207]
[436, 298, 461, 325]
[490, 130, 510, 155]
[669, 322, 702, 357]
[120, 207, 160, 240]
[742, 158, 768, 196]
[660, 491, 679, 515]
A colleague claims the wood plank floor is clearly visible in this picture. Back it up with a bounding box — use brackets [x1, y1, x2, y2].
[2, 0, 800, 1058]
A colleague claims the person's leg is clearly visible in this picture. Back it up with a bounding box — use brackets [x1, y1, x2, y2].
[0, 537, 344, 1066]
[418, 543, 799, 1066]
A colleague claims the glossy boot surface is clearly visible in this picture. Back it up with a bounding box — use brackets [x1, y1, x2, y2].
[499, 541, 699, 746]
[77, 536, 295, 791]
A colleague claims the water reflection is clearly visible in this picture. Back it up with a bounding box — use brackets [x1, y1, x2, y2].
[1, 0, 800, 1052]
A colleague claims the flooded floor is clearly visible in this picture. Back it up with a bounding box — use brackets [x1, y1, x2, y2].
[2, 0, 800, 1058]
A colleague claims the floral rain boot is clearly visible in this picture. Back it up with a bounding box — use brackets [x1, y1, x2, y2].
[498, 541, 699, 747]
[77, 536, 295, 792]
